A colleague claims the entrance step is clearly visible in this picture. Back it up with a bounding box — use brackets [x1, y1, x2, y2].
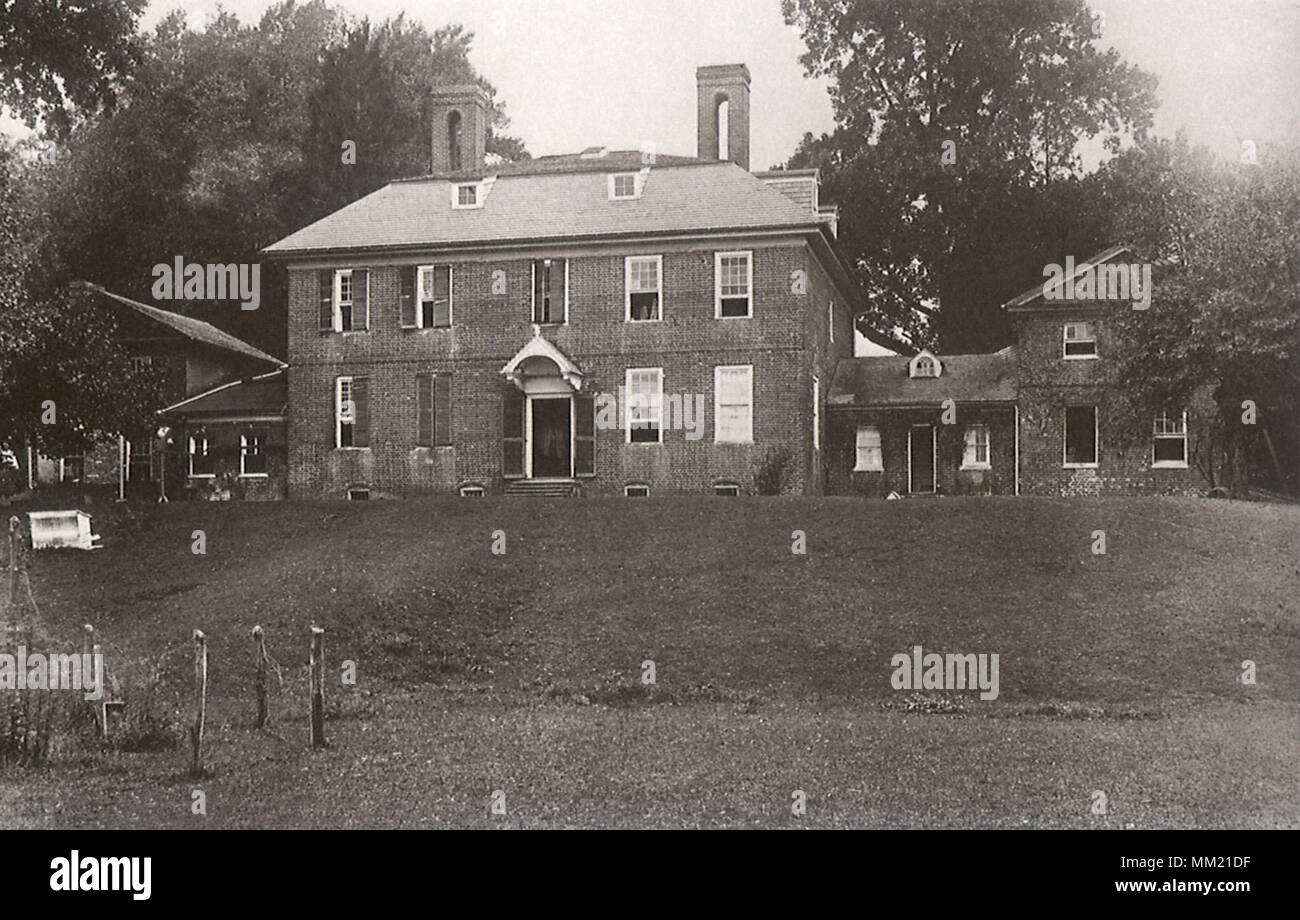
[505, 479, 578, 497]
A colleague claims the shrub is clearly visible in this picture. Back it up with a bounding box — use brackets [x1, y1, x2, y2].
[754, 446, 793, 495]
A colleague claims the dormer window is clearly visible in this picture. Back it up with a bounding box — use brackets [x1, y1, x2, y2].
[452, 183, 479, 209]
[609, 173, 637, 199]
[909, 350, 942, 378]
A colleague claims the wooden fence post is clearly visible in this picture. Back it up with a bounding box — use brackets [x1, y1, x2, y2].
[8, 515, 20, 608]
[253, 625, 269, 729]
[190, 629, 207, 776]
[309, 626, 325, 748]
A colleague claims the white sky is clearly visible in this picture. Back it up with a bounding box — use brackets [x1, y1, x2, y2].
[6, 0, 1296, 166]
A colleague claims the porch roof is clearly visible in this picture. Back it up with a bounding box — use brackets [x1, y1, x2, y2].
[158, 369, 287, 419]
[828, 347, 1018, 409]
[500, 333, 584, 391]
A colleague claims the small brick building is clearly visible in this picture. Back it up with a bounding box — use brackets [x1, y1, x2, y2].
[265, 64, 855, 498]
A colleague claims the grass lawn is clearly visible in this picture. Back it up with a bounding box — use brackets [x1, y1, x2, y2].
[1, 493, 1297, 828]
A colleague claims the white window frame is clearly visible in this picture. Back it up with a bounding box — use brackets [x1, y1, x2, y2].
[530, 258, 569, 325]
[336, 376, 356, 449]
[625, 367, 663, 444]
[713, 364, 754, 444]
[1152, 411, 1189, 469]
[1063, 405, 1099, 468]
[624, 483, 650, 497]
[961, 423, 991, 470]
[624, 255, 663, 322]
[828, 301, 835, 343]
[715, 250, 753, 318]
[854, 425, 883, 472]
[417, 264, 453, 328]
[333, 268, 368, 332]
[608, 173, 638, 200]
[1063, 322, 1098, 360]
[812, 375, 821, 451]
[451, 182, 480, 209]
[239, 431, 268, 478]
[187, 434, 214, 478]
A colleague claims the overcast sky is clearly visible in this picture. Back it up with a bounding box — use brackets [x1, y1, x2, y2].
[5, 0, 1292, 166]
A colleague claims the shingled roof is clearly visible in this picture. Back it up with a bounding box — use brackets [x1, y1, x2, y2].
[160, 369, 287, 418]
[262, 159, 826, 256]
[78, 284, 285, 367]
[828, 347, 1019, 408]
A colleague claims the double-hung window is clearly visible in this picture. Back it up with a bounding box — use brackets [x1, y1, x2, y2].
[962, 424, 991, 469]
[626, 256, 662, 321]
[1063, 322, 1097, 359]
[1152, 412, 1188, 467]
[418, 265, 452, 328]
[531, 258, 567, 324]
[626, 368, 663, 444]
[188, 435, 214, 478]
[715, 251, 752, 318]
[854, 426, 883, 471]
[240, 429, 268, 477]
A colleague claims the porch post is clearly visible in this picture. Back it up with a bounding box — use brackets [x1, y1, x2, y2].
[1013, 406, 1020, 496]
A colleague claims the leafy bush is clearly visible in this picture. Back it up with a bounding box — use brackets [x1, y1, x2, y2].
[0, 465, 25, 498]
[754, 447, 793, 495]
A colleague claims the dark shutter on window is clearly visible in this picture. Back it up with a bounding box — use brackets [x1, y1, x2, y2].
[318, 270, 333, 331]
[548, 258, 566, 321]
[531, 261, 544, 323]
[433, 374, 452, 446]
[502, 387, 524, 478]
[353, 268, 369, 329]
[415, 374, 432, 446]
[352, 377, 370, 447]
[432, 266, 451, 328]
[574, 393, 595, 477]
[400, 268, 417, 328]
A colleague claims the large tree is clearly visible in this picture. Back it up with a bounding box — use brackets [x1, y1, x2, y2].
[21, 1, 528, 355]
[781, 0, 1157, 353]
[0, 0, 146, 136]
[1100, 137, 1300, 495]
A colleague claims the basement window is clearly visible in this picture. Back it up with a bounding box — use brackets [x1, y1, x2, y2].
[459, 483, 485, 497]
[624, 483, 649, 497]
[347, 487, 370, 501]
[713, 482, 740, 496]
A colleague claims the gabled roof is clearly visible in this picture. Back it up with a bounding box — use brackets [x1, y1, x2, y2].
[828, 347, 1018, 408]
[1001, 245, 1133, 310]
[262, 160, 825, 257]
[77, 283, 285, 368]
[159, 369, 287, 418]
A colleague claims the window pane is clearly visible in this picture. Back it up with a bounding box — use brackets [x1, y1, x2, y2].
[1154, 436, 1185, 463]
[1065, 407, 1097, 464]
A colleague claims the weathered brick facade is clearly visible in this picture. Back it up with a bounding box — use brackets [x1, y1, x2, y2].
[284, 236, 852, 497]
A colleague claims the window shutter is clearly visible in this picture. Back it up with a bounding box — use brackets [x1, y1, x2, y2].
[318, 270, 334, 331]
[433, 266, 451, 328]
[502, 387, 524, 478]
[574, 394, 595, 477]
[353, 269, 369, 329]
[400, 268, 416, 328]
[352, 377, 370, 447]
[415, 374, 432, 446]
[531, 261, 543, 322]
[433, 374, 452, 446]
[548, 258, 566, 320]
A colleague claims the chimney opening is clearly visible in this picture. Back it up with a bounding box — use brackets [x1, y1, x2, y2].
[447, 110, 463, 171]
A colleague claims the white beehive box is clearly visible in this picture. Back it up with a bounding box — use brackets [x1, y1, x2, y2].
[27, 510, 101, 550]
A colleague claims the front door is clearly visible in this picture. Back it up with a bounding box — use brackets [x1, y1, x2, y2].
[531, 398, 571, 478]
[909, 425, 935, 493]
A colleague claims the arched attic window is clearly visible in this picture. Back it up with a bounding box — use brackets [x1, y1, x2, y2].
[715, 94, 729, 160]
[447, 110, 463, 171]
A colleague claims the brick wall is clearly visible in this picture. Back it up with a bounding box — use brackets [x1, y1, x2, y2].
[1013, 311, 1210, 496]
[286, 236, 843, 497]
[826, 406, 1016, 497]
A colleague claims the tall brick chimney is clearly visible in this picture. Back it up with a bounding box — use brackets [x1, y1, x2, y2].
[430, 85, 489, 175]
[696, 64, 750, 171]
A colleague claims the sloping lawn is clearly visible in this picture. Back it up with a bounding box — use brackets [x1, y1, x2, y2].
[1, 494, 1297, 828]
